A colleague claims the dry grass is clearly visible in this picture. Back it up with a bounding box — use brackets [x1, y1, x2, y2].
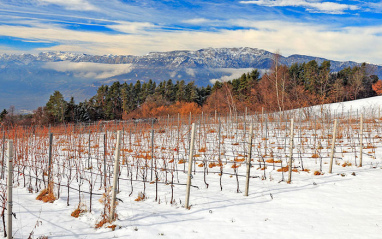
[71, 203, 87, 218]
[36, 184, 56, 203]
[234, 158, 246, 163]
[266, 158, 282, 163]
[277, 166, 289, 172]
[311, 153, 319, 158]
[231, 163, 240, 169]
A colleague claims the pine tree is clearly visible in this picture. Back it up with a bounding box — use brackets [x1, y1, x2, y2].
[46, 91, 67, 123]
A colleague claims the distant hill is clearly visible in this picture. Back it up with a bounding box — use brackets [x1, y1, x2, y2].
[1, 47, 381, 111]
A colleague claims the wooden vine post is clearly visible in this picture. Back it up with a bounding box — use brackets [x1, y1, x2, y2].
[287, 119, 294, 183]
[110, 131, 121, 221]
[150, 129, 154, 181]
[359, 115, 363, 167]
[1, 131, 5, 180]
[244, 124, 254, 196]
[7, 140, 13, 238]
[47, 132, 53, 186]
[103, 133, 107, 188]
[88, 129, 91, 168]
[185, 123, 196, 209]
[328, 119, 338, 174]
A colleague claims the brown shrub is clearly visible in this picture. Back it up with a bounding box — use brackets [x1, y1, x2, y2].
[36, 184, 56, 203]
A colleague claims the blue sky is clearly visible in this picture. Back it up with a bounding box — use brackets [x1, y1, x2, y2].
[0, 0, 382, 64]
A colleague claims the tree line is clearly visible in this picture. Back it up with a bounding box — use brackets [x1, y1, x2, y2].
[1, 57, 381, 126]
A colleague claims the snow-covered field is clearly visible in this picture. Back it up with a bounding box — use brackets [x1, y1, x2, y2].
[2, 96, 382, 239]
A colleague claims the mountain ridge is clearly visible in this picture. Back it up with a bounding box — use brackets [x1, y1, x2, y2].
[0, 47, 381, 111]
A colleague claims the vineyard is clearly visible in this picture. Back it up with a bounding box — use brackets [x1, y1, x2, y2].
[1, 100, 382, 238]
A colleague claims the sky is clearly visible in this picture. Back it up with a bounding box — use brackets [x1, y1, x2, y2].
[0, 0, 382, 64]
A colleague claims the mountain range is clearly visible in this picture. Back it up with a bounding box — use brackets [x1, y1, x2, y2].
[1, 47, 381, 112]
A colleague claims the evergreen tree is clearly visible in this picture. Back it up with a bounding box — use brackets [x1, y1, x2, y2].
[175, 80, 186, 102]
[0, 109, 7, 122]
[46, 91, 67, 123]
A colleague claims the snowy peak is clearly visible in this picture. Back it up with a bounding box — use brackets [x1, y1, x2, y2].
[0, 47, 367, 71]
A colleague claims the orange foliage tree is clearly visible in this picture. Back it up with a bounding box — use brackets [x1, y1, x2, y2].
[372, 80, 382, 95]
[124, 95, 201, 119]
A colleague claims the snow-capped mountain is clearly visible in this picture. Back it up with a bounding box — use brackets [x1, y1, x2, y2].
[0, 47, 380, 111]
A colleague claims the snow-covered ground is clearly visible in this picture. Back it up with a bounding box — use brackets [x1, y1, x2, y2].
[2, 96, 382, 239]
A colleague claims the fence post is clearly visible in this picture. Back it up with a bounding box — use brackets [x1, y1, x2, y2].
[88, 129, 91, 168]
[244, 124, 254, 196]
[1, 131, 5, 179]
[329, 119, 338, 174]
[7, 140, 13, 239]
[185, 123, 196, 209]
[359, 115, 363, 167]
[104, 133, 107, 188]
[287, 119, 294, 183]
[150, 129, 154, 181]
[110, 131, 121, 221]
[48, 133, 53, 185]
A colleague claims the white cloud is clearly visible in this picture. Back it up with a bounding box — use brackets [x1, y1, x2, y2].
[43, 61, 133, 79]
[182, 18, 212, 24]
[186, 68, 196, 77]
[210, 68, 254, 83]
[1, 17, 382, 65]
[107, 21, 157, 34]
[37, 0, 98, 11]
[239, 0, 359, 14]
[367, 1, 382, 12]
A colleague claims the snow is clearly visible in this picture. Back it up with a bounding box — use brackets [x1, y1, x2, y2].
[10, 168, 382, 238]
[325, 95, 382, 115]
[2, 96, 382, 238]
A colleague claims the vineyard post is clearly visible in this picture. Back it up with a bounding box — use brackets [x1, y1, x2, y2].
[244, 124, 254, 196]
[48, 133, 53, 185]
[7, 140, 13, 239]
[1, 131, 5, 179]
[244, 107, 247, 138]
[110, 131, 121, 221]
[186, 112, 191, 173]
[359, 115, 363, 167]
[150, 129, 154, 181]
[264, 117, 268, 157]
[88, 129, 91, 168]
[185, 123, 196, 209]
[287, 119, 294, 183]
[329, 119, 338, 174]
[104, 133, 107, 188]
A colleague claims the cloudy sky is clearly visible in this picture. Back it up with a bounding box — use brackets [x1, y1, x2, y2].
[0, 0, 381, 64]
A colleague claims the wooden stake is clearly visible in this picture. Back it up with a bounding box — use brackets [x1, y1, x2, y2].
[1, 131, 5, 180]
[88, 129, 91, 168]
[110, 131, 121, 221]
[287, 119, 294, 183]
[7, 140, 13, 239]
[244, 124, 254, 196]
[359, 115, 363, 167]
[104, 133, 107, 188]
[47, 133, 53, 185]
[150, 129, 154, 181]
[329, 119, 338, 174]
[185, 123, 196, 209]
